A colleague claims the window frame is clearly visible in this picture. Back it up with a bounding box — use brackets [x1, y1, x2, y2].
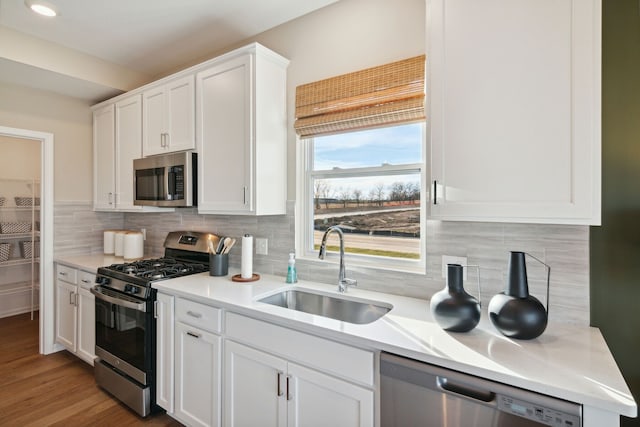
[295, 123, 428, 274]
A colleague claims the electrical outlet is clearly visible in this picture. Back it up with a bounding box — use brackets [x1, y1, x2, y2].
[141, 228, 146, 240]
[255, 238, 268, 255]
[442, 255, 467, 280]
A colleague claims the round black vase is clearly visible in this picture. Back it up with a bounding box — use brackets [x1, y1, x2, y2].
[488, 251, 548, 340]
[430, 264, 480, 332]
[487, 293, 547, 339]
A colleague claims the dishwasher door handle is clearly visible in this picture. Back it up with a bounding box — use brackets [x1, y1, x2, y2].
[437, 376, 496, 403]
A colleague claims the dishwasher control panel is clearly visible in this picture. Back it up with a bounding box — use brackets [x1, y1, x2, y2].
[498, 395, 581, 426]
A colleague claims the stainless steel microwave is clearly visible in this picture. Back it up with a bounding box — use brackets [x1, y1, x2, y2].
[133, 151, 197, 207]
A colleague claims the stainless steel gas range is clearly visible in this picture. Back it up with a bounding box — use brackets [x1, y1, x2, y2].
[91, 231, 219, 417]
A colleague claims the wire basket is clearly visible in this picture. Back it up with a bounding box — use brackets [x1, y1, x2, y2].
[0, 243, 10, 262]
[14, 196, 40, 207]
[20, 240, 40, 259]
[0, 222, 32, 234]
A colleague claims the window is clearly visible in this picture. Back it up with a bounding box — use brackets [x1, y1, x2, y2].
[294, 55, 426, 271]
[298, 122, 425, 270]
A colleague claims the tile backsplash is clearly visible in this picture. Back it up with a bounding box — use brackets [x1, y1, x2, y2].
[55, 201, 589, 325]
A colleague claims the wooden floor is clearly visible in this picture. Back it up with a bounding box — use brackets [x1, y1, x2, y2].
[0, 312, 182, 426]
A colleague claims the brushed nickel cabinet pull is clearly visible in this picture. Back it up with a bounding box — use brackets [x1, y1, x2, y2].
[286, 375, 292, 401]
[186, 331, 201, 339]
[277, 372, 284, 397]
[433, 180, 438, 205]
[187, 310, 202, 318]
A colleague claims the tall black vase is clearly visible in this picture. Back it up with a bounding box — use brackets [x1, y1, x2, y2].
[488, 251, 549, 340]
[430, 264, 481, 332]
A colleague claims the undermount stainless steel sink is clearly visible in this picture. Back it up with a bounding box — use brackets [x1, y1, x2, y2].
[258, 289, 392, 325]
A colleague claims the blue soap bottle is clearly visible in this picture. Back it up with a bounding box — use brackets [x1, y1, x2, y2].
[286, 252, 298, 283]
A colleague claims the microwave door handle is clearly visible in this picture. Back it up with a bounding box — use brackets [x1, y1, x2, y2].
[164, 167, 172, 201]
[167, 168, 177, 201]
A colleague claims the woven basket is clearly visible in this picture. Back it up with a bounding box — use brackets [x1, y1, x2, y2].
[20, 240, 39, 259]
[0, 222, 32, 234]
[0, 243, 10, 262]
[0, 197, 5, 207]
[14, 196, 40, 207]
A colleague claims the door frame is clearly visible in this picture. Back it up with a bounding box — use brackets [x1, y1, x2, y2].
[0, 125, 55, 355]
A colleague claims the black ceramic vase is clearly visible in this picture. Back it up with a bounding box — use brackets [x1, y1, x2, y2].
[430, 264, 481, 332]
[488, 251, 549, 340]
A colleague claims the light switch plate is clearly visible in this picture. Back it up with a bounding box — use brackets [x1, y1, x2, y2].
[255, 238, 268, 255]
[442, 255, 467, 280]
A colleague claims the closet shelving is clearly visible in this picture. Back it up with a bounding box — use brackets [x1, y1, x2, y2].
[0, 178, 40, 320]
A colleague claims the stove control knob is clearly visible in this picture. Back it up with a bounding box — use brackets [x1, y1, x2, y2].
[124, 285, 139, 294]
[96, 276, 110, 286]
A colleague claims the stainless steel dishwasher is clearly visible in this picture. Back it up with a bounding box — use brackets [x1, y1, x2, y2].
[380, 352, 582, 427]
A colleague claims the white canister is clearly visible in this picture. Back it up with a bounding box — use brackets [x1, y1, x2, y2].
[114, 230, 127, 257]
[103, 230, 116, 255]
[123, 231, 144, 260]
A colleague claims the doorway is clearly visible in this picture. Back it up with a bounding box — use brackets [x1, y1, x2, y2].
[0, 126, 54, 355]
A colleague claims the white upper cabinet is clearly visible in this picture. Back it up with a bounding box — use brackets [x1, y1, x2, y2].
[428, 0, 601, 225]
[93, 104, 116, 210]
[93, 95, 146, 212]
[143, 75, 195, 156]
[115, 95, 143, 211]
[196, 44, 289, 215]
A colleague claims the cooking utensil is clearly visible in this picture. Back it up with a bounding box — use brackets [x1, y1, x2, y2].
[216, 237, 226, 254]
[222, 237, 235, 254]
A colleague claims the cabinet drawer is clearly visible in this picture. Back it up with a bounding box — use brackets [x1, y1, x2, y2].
[176, 298, 221, 333]
[78, 270, 96, 289]
[56, 264, 77, 284]
[226, 312, 374, 387]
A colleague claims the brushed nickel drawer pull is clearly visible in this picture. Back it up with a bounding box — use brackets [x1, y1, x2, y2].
[187, 310, 202, 318]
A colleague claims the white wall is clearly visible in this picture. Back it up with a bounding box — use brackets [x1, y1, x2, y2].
[0, 82, 92, 202]
[0, 135, 41, 180]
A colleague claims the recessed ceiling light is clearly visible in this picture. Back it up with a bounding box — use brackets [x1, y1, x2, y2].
[25, 0, 58, 17]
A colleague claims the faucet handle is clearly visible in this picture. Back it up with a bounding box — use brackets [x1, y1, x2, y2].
[338, 278, 358, 293]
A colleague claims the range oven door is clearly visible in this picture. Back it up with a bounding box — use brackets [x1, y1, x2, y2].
[91, 285, 152, 385]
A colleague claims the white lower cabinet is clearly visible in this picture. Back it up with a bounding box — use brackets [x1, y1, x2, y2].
[155, 292, 175, 413]
[175, 321, 221, 427]
[225, 340, 373, 427]
[55, 278, 77, 351]
[54, 263, 96, 365]
[76, 276, 95, 364]
[155, 296, 374, 427]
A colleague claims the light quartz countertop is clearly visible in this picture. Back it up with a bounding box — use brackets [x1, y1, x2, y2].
[54, 255, 638, 418]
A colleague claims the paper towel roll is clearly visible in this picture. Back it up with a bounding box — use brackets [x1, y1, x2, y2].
[124, 231, 144, 260]
[241, 234, 253, 279]
[103, 230, 116, 255]
[114, 230, 127, 257]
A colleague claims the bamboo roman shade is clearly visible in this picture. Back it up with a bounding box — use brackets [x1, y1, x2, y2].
[294, 55, 426, 138]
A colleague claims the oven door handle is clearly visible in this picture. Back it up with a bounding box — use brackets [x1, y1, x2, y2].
[90, 286, 147, 312]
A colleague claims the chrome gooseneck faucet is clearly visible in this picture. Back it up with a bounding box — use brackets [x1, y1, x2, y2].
[318, 225, 357, 293]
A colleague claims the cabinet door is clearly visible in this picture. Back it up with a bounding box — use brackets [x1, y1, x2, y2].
[155, 292, 175, 413]
[93, 104, 115, 210]
[175, 322, 221, 427]
[166, 75, 195, 153]
[55, 280, 77, 352]
[76, 286, 95, 365]
[224, 340, 287, 427]
[143, 85, 167, 156]
[429, 0, 600, 225]
[287, 363, 374, 427]
[115, 95, 143, 211]
[197, 55, 253, 214]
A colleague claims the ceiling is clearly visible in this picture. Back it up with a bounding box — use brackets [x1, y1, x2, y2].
[0, 0, 338, 102]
